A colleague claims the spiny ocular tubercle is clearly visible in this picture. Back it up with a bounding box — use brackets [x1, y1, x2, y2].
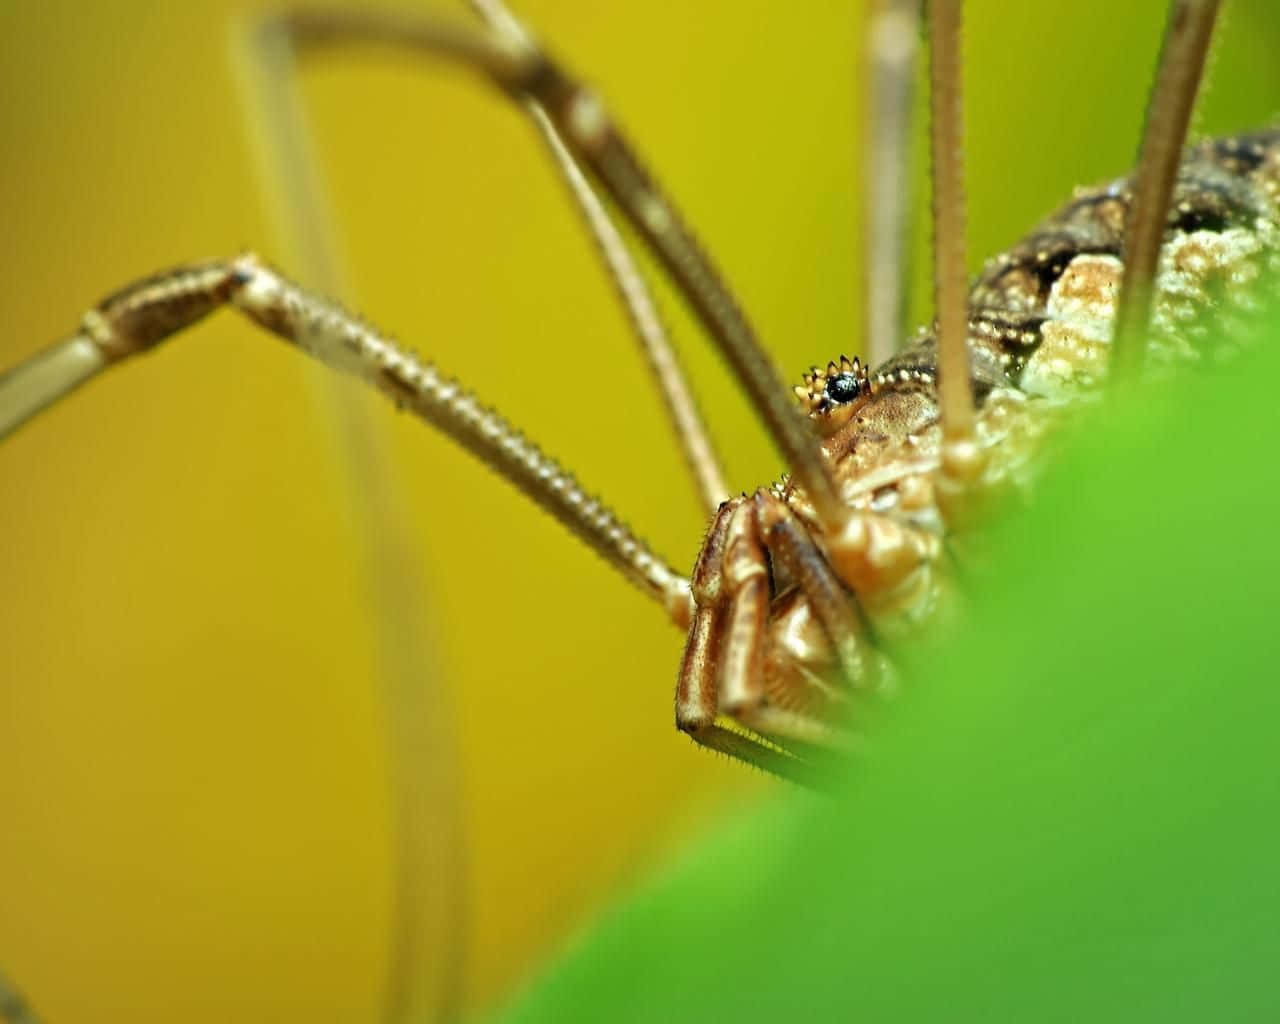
[793, 354, 871, 416]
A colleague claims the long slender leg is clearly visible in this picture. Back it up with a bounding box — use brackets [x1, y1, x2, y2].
[530, 108, 730, 514]
[863, 0, 920, 370]
[231, 258, 696, 620]
[273, 7, 844, 529]
[251, 3, 729, 517]
[465, 0, 729, 514]
[0, 258, 693, 627]
[1111, 0, 1223, 381]
[926, 0, 981, 485]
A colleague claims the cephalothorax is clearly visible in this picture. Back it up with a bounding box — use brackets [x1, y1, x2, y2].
[0, 0, 1250, 795]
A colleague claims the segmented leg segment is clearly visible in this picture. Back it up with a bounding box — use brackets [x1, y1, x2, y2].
[0, 257, 693, 627]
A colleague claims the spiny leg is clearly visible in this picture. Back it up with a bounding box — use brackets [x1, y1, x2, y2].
[470, 0, 728, 513]
[468, 0, 732, 509]
[1111, 0, 1223, 381]
[273, 6, 844, 529]
[526, 105, 730, 513]
[925, 0, 980, 485]
[235, 258, 697, 622]
[863, 0, 920, 370]
[252, 2, 729, 516]
[0, 258, 693, 627]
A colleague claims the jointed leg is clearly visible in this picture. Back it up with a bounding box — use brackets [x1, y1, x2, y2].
[248, 2, 729, 515]
[0, 257, 693, 625]
[863, 0, 920, 370]
[925, 0, 980, 488]
[525, 104, 729, 514]
[464, 0, 728, 512]
[1111, 0, 1223, 381]
[270, 5, 843, 527]
[0, 264, 239, 441]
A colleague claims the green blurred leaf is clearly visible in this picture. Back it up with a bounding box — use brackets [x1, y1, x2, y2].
[490, 305, 1280, 1022]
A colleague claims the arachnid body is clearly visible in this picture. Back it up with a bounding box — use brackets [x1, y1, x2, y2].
[2, 2, 1280, 1024]
[698, 129, 1280, 766]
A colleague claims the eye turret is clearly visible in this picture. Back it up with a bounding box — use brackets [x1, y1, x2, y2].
[792, 355, 871, 436]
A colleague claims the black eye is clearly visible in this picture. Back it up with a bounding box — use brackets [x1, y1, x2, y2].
[825, 373, 862, 405]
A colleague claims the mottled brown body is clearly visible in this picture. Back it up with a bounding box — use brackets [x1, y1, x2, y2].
[677, 130, 1280, 757]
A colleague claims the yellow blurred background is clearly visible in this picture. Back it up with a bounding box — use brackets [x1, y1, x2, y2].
[0, 2, 1274, 1021]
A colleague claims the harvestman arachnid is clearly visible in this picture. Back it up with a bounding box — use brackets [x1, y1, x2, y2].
[1, 0, 1274, 1016]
